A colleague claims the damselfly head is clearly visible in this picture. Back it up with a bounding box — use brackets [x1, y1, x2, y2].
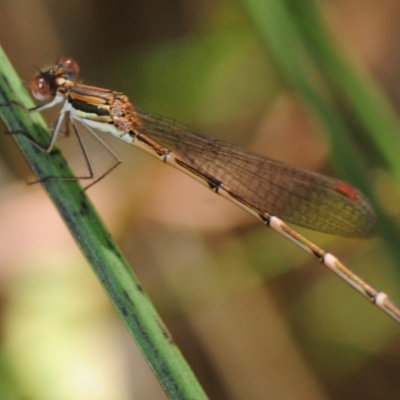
[30, 57, 80, 101]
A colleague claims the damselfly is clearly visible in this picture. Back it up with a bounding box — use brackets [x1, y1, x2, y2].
[25, 57, 400, 323]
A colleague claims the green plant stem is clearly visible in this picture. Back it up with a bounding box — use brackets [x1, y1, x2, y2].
[240, 0, 400, 268]
[0, 45, 208, 400]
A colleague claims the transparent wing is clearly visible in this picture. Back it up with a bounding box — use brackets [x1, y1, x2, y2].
[135, 108, 378, 237]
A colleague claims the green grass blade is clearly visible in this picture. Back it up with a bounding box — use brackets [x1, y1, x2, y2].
[0, 45, 208, 400]
[286, 0, 400, 181]
[240, 0, 400, 268]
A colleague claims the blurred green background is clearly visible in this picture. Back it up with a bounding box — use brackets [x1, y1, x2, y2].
[1, 0, 400, 399]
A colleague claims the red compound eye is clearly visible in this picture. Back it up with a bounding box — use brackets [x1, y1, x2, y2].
[30, 76, 51, 101]
[58, 57, 79, 78]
